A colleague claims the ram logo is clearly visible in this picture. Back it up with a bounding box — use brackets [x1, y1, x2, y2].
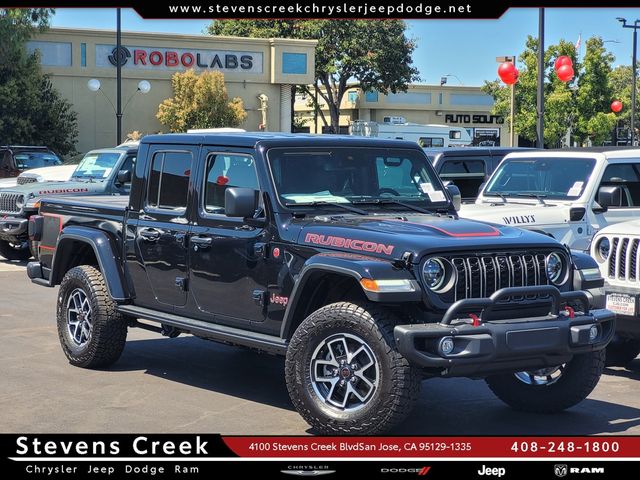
[554, 465, 567, 478]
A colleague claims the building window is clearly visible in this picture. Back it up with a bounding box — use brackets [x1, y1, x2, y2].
[26, 41, 72, 66]
[438, 92, 444, 105]
[348, 91, 358, 103]
[364, 90, 379, 102]
[80, 43, 86, 67]
[385, 92, 432, 104]
[450, 93, 494, 106]
[282, 52, 307, 74]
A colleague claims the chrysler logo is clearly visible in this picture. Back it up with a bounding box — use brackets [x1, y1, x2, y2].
[281, 471, 335, 477]
[108, 46, 131, 66]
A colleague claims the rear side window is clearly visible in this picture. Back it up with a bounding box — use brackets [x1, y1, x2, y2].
[599, 163, 640, 207]
[439, 159, 486, 177]
[418, 137, 445, 148]
[147, 151, 192, 212]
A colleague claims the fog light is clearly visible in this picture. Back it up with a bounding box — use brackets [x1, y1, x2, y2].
[589, 325, 599, 342]
[439, 336, 455, 355]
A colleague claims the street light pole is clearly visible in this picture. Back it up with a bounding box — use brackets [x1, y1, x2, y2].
[116, 8, 122, 145]
[618, 18, 640, 146]
[496, 55, 516, 147]
[536, 8, 545, 148]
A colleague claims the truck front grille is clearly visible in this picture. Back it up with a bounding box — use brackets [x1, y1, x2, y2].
[17, 176, 38, 185]
[0, 193, 21, 215]
[607, 236, 640, 282]
[449, 253, 550, 301]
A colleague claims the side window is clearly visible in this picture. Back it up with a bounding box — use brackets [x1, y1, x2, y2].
[418, 137, 445, 148]
[439, 158, 487, 200]
[599, 163, 640, 207]
[146, 151, 192, 212]
[203, 153, 259, 214]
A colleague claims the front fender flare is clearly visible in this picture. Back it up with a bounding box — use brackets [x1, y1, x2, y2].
[51, 226, 129, 301]
[279, 253, 421, 339]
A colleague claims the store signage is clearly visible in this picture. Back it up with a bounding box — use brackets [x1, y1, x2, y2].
[96, 45, 263, 73]
[445, 113, 504, 124]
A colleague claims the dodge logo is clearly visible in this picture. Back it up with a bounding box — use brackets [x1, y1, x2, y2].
[554, 464, 568, 477]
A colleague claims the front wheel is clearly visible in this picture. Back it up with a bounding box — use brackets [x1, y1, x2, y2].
[0, 240, 31, 261]
[57, 265, 128, 368]
[605, 338, 640, 367]
[485, 350, 605, 413]
[285, 302, 420, 435]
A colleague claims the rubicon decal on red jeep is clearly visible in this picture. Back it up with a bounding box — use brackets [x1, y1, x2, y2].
[304, 233, 395, 255]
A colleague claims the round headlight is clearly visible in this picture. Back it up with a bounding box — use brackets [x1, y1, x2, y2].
[15, 195, 24, 210]
[423, 258, 446, 291]
[596, 237, 610, 262]
[546, 252, 564, 285]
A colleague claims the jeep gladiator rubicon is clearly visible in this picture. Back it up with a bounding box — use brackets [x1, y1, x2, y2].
[591, 220, 640, 367]
[0, 144, 136, 260]
[28, 134, 615, 434]
[460, 148, 640, 251]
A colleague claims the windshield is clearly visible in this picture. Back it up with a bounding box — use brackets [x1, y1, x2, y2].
[268, 147, 448, 210]
[72, 152, 121, 179]
[484, 157, 596, 200]
[15, 152, 61, 169]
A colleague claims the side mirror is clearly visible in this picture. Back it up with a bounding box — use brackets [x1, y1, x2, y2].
[446, 184, 461, 211]
[116, 169, 132, 184]
[225, 187, 258, 218]
[597, 185, 622, 209]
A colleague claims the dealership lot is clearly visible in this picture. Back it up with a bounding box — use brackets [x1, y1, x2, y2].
[2, 260, 640, 435]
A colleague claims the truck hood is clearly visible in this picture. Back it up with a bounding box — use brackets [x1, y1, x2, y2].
[0, 179, 106, 198]
[595, 219, 640, 237]
[0, 178, 17, 189]
[18, 164, 77, 182]
[459, 202, 574, 228]
[295, 213, 561, 261]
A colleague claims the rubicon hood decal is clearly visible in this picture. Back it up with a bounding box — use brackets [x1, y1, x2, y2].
[304, 233, 395, 255]
[37, 187, 89, 195]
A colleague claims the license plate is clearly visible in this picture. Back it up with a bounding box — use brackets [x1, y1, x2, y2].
[606, 293, 637, 316]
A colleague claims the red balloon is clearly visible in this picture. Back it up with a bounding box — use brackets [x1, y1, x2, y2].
[554, 55, 573, 71]
[611, 100, 623, 113]
[498, 62, 519, 85]
[556, 64, 574, 82]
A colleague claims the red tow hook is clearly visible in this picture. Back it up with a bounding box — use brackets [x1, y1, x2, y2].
[564, 306, 575, 319]
[469, 313, 481, 327]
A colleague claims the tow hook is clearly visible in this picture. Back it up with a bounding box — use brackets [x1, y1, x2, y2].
[564, 306, 575, 319]
[469, 313, 481, 327]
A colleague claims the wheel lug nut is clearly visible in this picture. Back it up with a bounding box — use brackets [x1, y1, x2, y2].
[350, 377, 358, 384]
[339, 379, 346, 386]
[351, 363, 358, 370]
[332, 368, 339, 376]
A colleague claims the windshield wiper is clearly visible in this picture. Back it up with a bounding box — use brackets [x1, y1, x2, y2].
[352, 198, 434, 214]
[284, 201, 368, 215]
[485, 192, 508, 202]
[515, 193, 547, 205]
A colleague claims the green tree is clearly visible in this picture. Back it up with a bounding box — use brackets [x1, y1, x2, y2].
[609, 65, 639, 137]
[0, 8, 78, 155]
[157, 69, 247, 132]
[208, 20, 419, 133]
[483, 36, 616, 147]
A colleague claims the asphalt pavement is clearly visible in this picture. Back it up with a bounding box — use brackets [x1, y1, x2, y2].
[1, 259, 639, 435]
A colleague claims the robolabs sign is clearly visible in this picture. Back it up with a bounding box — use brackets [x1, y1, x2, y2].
[95, 44, 263, 73]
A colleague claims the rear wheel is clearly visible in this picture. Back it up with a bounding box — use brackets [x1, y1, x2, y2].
[605, 338, 640, 368]
[485, 350, 605, 413]
[285, 302, 420, 435]
[0, 240, 31, 261]
[57, 265, 127, 368]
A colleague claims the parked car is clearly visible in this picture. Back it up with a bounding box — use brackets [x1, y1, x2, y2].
[590, 220, 640, 367]
[423, 147, 531, 202]
[0, 144, 137, 260]
[27, 133, 613, 434]
[459, 147, 640, 251]
[0, 146, 61, 187]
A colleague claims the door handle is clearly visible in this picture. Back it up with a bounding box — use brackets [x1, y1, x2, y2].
[139, 228, 161, 242]
[190, 236, 213, 250]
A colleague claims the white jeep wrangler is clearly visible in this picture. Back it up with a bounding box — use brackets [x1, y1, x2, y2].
[591, 220, 640, 367]
[459, 148, 640, 251]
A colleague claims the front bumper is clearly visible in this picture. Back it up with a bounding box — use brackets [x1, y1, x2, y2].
[394, 285, 616, 377]
[0, 216, 28, 242]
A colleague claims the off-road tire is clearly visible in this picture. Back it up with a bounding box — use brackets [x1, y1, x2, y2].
[0, 240, 31, 261]
[605, 338, 640, 367]
[57, 265, 127, 368]
[285, 302, 420, 435]
[485, 350, 605, 413]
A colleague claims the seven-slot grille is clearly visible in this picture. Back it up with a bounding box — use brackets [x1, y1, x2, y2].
[17, 176, 38, 185]
[0, 193, 21, 214]
[606, 236, 640, 282]
[450, 253, 550, 301]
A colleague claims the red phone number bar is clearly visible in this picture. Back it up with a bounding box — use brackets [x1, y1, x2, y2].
[223, 437, 637, 458]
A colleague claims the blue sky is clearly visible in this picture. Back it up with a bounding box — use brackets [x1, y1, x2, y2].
[51, 7, 640, 86]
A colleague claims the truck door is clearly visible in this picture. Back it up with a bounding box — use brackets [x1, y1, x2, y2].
[593, 162, 640, 229]
[129, 147, 195, 310]
[187, 150, 268, 326]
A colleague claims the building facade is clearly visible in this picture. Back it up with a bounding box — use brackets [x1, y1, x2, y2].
[294, 84, 508, 146]
[29, 28, 317, 153]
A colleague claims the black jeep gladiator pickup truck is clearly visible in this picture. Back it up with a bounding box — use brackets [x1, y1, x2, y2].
[27, 133, 615, 434]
